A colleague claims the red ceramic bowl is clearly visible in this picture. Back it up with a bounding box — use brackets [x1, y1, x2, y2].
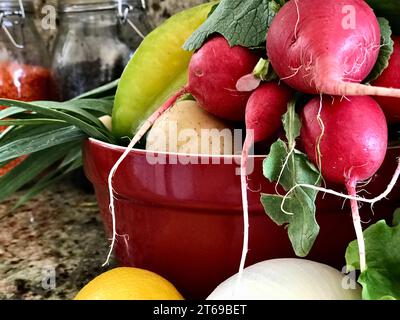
[83, 138, 400, 299]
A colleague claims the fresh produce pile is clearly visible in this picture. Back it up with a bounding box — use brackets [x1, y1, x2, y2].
[1, 0, 400, 300]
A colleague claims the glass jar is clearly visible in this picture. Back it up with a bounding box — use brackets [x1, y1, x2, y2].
[52, 0, 150, 101]
[0, 0, 54, 101]
[0, 0, 55, 176]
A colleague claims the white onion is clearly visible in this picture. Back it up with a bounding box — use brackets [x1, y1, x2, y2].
[207, 258, 361, 300]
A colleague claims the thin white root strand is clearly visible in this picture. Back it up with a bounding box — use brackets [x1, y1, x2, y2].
[341, 197, 347, 210]
[235, 135, 252, 296]
[315, 94, 326, 187]
[103, 88, 186, 266]
[293, 0, 300, 40]
[275, 144, 295, 195]
[280, 159, 400, 216]
[235, 163, 249, 294]
[280, 66, 301, 81]
[357, 188, 372, 195]
[279, 160, 400, 274]
[104, 136, 139, 266]
[329, 81, 400, 98]
[357, 176, 373, 189]
[347, 182, 366, 273]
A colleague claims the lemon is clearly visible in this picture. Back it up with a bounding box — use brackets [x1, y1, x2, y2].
[74, 267, 184, 300]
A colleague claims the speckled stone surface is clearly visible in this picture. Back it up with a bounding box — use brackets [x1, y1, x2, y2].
[1, 0, 208, 300]
[0, 181, 117, 300]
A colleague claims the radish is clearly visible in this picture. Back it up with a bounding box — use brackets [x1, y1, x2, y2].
[300, 96, 388, 272]
[238, 82, 292, 283]
[266, 0, 400, 98]
[371, 36, 400, 123]
[188, 36, 260, 120]
[244, 83, 293, 143]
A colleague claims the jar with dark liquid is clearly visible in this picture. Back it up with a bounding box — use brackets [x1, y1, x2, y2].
[52, 0, 150, 101]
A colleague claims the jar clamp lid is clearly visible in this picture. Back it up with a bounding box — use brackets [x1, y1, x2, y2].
[116, 0, 146, 39]
[58, 0, 146, 13]
[0, 0, 34, 14]
[58, 0, 147, 39]
[0, 0, 33, 48]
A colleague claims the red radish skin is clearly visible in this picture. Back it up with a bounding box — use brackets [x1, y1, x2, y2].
[300, 95, 388, 271]
[238, 82, 292, 282]
[267, 0, 400, 98]
[372, 36, 400, 123]
[245, 82, 293, 142]
[300, 96, 388, 185]
[188, 36, 260, 120]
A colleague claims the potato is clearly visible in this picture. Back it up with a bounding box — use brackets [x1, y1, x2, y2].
[146, 100, 234, 155]
[99, 115, 112, 132]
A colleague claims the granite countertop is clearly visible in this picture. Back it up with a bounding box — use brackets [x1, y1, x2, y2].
[0, 0, 208, 300]
[0, 180, 117, 300]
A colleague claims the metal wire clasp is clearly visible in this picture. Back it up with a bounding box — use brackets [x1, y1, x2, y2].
[0, 0, 25, 49]
[117, 1, 146, 39]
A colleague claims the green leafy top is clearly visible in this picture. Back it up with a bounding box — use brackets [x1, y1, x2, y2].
[0, 81, 117, 213]
[183, 0, 284, 51]
[253, 58, 278, 82]
[345, 211, 400, 300]
[260, 99, 321, 257]
[365, 17, 394, 83]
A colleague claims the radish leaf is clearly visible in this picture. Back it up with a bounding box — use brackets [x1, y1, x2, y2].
[365, 17, 394, 83]
[393, 208, 400, 226]
[261, 143, 321, 257]
[282, 99, 301, 146]
[253, 58, 278, 82]
[261, 101, 321, 257]
[345, 214, 400, 300]
[184, 0, 284, 51]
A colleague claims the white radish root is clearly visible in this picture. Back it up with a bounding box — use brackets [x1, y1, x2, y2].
[279, 158, 400, 271]
[236, 131, 253, 293]
[346, 181, 366, 272]
[103, 88, 187, 266]
[281, 158, 400, 214]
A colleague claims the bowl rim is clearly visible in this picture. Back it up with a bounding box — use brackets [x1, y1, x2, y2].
[87, 137, 268, 159]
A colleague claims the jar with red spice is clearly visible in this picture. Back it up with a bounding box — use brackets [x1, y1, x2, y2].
[0, 0, 55, 175]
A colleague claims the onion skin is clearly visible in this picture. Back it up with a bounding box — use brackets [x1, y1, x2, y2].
[207, 259, 362, 300]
